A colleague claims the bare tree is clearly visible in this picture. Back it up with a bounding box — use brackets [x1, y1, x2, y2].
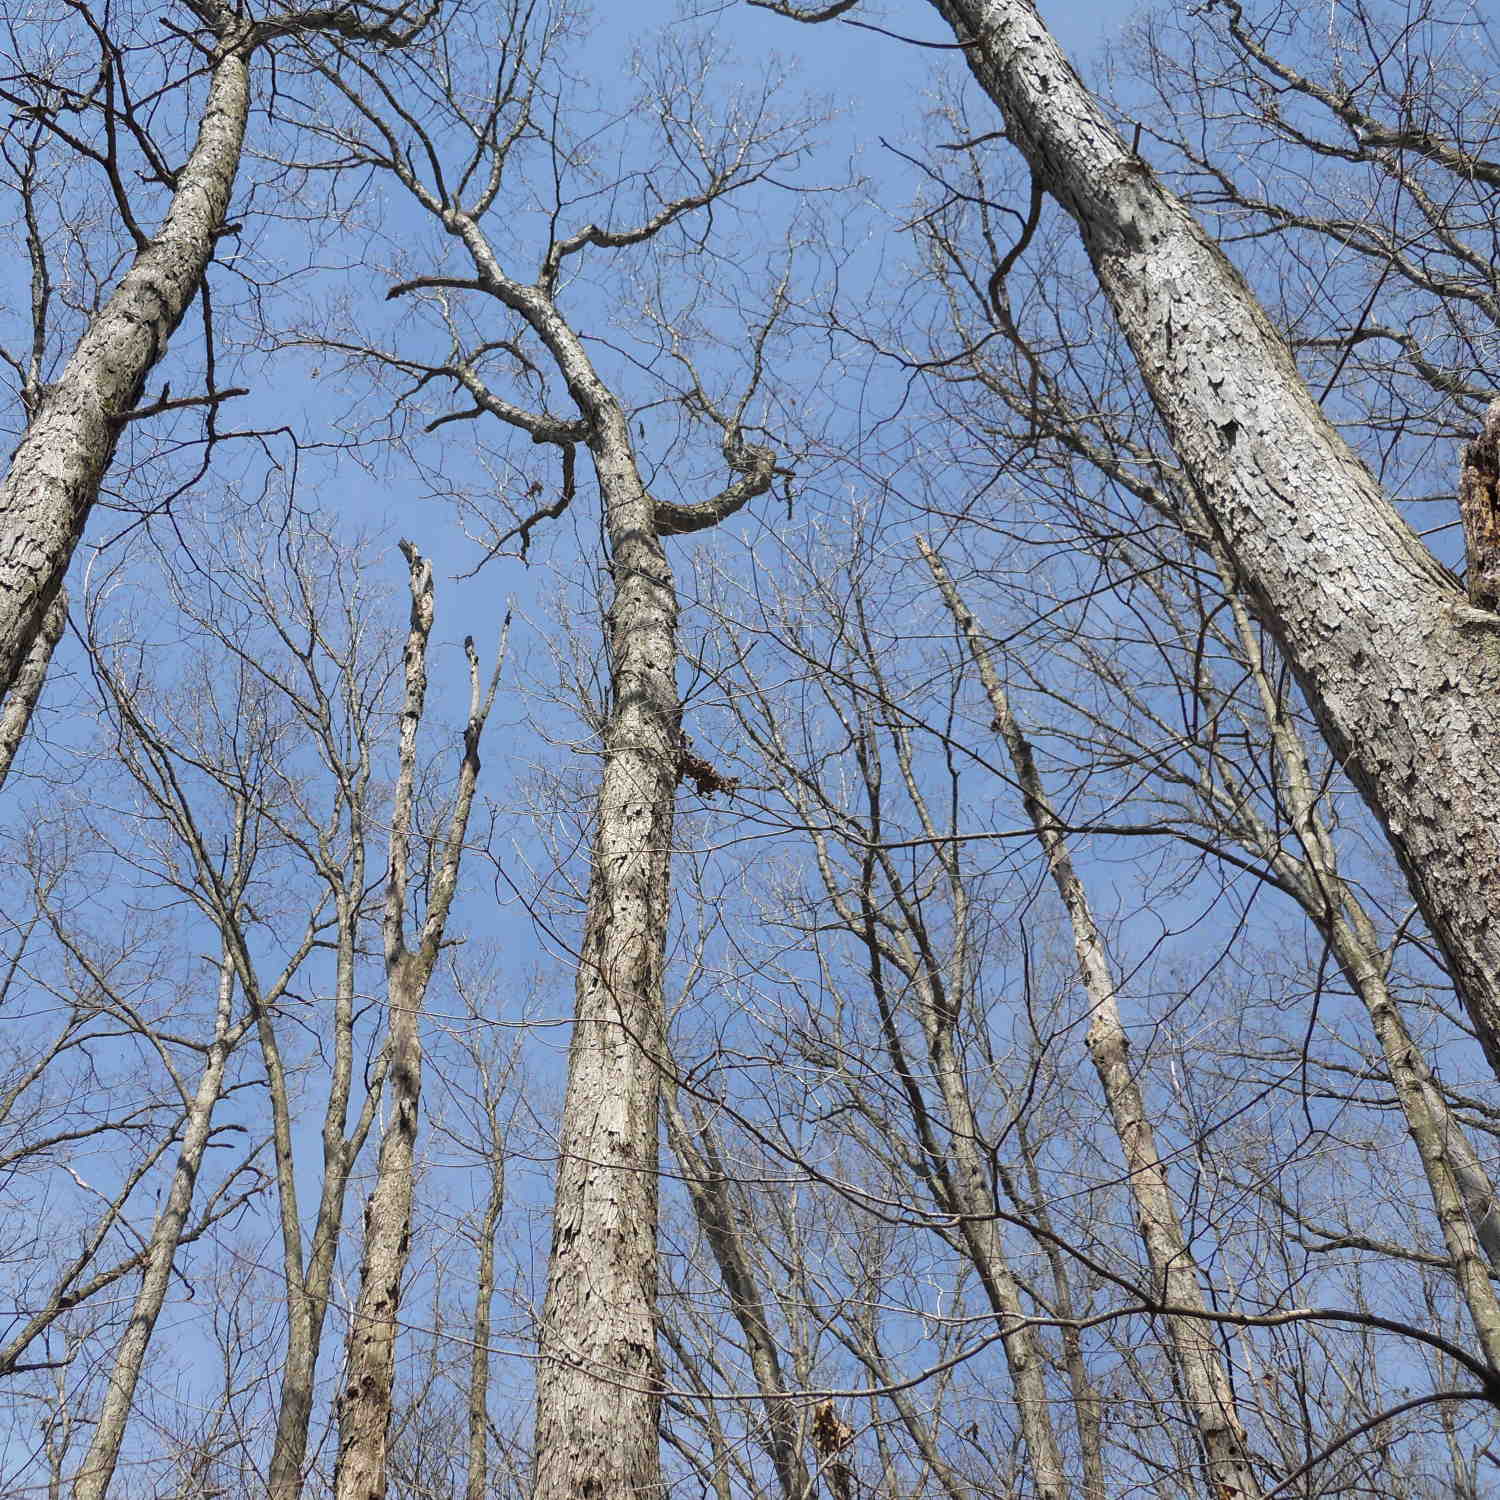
[22, 507, 506, 1497]
[66, 948, 256, 1500]
[0, 877, 246, 1384]
[332, 544, 503, 1500]
[752, 0, 1500, 1084]
[705, 541, 1083, 1499]
[923, 537, 1261, 1500]
[0, 0, 436, 751]
[663, 1077, 814, 1500]
[290, 13, 814, 1492]
[902, 55, 1500, 1390]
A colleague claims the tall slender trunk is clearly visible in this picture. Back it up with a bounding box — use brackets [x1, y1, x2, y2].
[464, 1138, 506, 1500]
[1011, 1129, 1106, 1500]
[411, 206, 774, 1500]
[532, 406, 678, 1500]
[771, 639, 1072, 1500]
[0, 41, 249, 712]
[831, 708, 1071, 1498]
[332, 965, 423, 1500]
[664, 1084, 813, 1500]
[71, 954, 249, 1500]
[264, 868, 379, 1500]
[1212, 576, 1500, 1368]
[333, 545, 499, 1500]
[919, 0, 1500, 1076]
[923, 540, 1259, 1500]
[927, 1025, 1072, 1500]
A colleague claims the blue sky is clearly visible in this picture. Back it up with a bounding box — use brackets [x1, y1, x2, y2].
[7, 1, 1494, 1493]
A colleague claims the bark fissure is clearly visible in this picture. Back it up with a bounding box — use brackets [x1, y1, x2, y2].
[532, 398, 679, 1500]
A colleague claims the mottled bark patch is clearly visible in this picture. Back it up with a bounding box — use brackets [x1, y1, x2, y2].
[1460, 399, 1500, 611]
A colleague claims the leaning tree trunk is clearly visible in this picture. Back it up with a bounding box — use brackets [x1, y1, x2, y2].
[71, 954, 250, 1500]
[531, 404, 679, 1500]
[920, 0, 1500, 1078]
[0, 588, 64, 790]
[0, 40, 249, 718]
[664, 1083, 813, 1500]
[923, 541, 1260, 1500]
[1211, 571, 1500, 1369]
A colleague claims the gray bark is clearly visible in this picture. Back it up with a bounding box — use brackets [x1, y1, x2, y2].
[736, 599, 1072, 1500]
[70, 954, 250, 1500]
[922, 540, 1260, 1500]
[333, 546, 499, 1500]
[0, 0, 435, 769]
[0, 587, 64, 791]
[531, 395, 678, 1500]
[263, 891, 385, 1500]
[922, 0, 1500, 1076]
[386, 200, 772, 1500]
[1209, 571, 1500, 1368]
[0, 40, 250, 718]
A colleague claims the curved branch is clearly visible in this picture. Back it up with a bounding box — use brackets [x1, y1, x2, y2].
[746, 0, 859, 18]
[654, 440, 779, 536]
[1255, 1390, 1486, 1500]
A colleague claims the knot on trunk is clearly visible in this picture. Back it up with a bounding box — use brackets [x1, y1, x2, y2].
[1459, 398, 1500, 611]
[675, 732, 739, 798]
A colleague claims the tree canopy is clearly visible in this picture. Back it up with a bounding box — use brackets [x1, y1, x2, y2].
[2, 2, 1499, 1497]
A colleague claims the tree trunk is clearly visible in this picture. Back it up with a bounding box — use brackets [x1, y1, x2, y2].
[263, 883, 379, 1500]
[532, 403, 677, 1500]
[839, 686, 1072, 1500]
[0, 588, 64, 791]
[332, 960, 422, 1500]
[71, 954, 248, 1500]
[922, 539, 1260, 1500]
[408, 199, 772, 1500]
[465, 1136, 506, 1500]
[664, 1084, 813, 1500]
[0, 43, 249, 716]
[334, 544, 498, 1500]
[923, 0, 1500, 1078]
[1210, 568, 1500, 1369]
[930, 1035, 1072, 1500]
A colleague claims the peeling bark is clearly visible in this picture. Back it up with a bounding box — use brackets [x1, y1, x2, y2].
[1460, 400, 1500, 612]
